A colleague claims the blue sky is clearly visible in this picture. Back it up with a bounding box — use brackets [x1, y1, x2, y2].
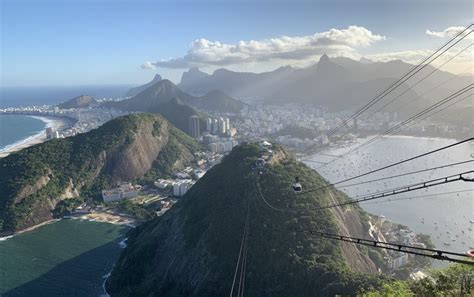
[1, 0, 472, 86]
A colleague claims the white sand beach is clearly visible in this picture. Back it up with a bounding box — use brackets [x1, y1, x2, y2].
[0, 116, 72, 158]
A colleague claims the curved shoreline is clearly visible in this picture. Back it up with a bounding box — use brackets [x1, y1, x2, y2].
[0, 115, 73, 158]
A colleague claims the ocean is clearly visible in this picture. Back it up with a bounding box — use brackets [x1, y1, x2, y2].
[0, 115, 47, 152]
[0, 85, 132, 108]
[306, 136, 474, 267]
[0, 85, 132, 152]
[0, 219, 128, 297]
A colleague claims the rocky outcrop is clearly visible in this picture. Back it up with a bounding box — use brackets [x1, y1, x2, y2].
[0, 114, 199, 233]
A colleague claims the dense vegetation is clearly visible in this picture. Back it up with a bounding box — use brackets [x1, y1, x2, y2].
[0, 113, 198, 233]
[362, 264, 474, 296]
[108, 144, 389, 296]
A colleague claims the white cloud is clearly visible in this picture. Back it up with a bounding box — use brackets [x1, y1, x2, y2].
[141, 61, 157, 69]
[366, 49, 433, 64]
[426, 26, 469, 38]
[144, 26, 385, 69]
[365, 46, 473, 74]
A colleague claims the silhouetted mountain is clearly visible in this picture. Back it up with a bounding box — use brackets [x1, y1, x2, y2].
[57, 95, 96, 109]
[197, 90, 245, 113]
[126, 74, 163, 97]
[179, 66, 295, 98]
[177, 56, 472, 114]
[155, 97, 204, 133]
[179, 68, 210, 93]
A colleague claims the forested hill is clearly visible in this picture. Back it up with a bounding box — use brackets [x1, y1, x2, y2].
[108, 143, 386, 296]
[0, 114, 200, 234]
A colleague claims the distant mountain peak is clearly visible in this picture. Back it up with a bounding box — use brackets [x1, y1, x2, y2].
[359, 57, 373, 64]
[319, 53, 330, 64]
[126, 73, 164, 97]
[152, 74, 163, 81]
[57, 94, 96, 109]
[189, 67, 202, 73]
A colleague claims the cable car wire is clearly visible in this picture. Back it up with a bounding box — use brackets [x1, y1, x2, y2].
[250, 174, 473, 265]
[365, 42, 473, 121]
[322, 160, 474, 191]
[317, 86, 473, 169]
[289, 227, 474, 265]
[301, 138, 474, 195]
[354, 85, 473, 150]
[316, 170, 474, 210]
[360, 189, 473, 206]
[326, 24, 473, 137]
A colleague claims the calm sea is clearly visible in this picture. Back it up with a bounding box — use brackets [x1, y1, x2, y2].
[306, 136, 474, 267]
[0, 85, 132, 151]
[0, 85, 132, 108]
[0, 219, 128, 297]
[0, 115, 47, 151]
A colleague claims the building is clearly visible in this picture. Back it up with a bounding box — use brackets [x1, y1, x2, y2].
[173, 179, 194, 197]
[225, 117, 230, 130]
[218, 117, 227, 135]
[102, 183, 141, 203]
[389, 253, 409, 270]
[154, 179, 174, 189]
[212, 118, 218, 134]
[189, 115, 201, 138]
[206, 118, 213, 132]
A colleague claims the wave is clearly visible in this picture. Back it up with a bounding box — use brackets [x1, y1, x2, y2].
[0, 115, 67, 154]
[0, 234, 15, 241]
[0, 130, 44, 153]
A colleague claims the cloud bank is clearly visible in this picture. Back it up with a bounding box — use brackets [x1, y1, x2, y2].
[426, 26, 468, 38]
[143, 26, 385, 69]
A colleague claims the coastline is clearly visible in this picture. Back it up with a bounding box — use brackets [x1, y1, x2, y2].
[0, 211, 135, 242]
[0, 115, 72, 158]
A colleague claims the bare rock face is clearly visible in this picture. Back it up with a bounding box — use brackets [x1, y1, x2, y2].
[0, 114, 198, 233]
[108, 144, 382, 297]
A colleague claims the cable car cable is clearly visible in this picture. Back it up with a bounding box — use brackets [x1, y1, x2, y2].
[326, 24, 473, 137]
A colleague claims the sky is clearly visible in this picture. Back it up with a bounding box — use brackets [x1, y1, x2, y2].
[1, 0, 472, 86]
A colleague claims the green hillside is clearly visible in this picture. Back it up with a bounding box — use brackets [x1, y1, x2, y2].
[0, 114, 199, 234]
[108, 144, 386, 296]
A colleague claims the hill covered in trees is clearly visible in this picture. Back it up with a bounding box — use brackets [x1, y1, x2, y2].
[57, 95, 97, 109]
[108, 143, 391, 296]
[0, 114, 200, 234]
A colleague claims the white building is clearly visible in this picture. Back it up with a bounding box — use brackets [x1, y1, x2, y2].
[173, 179, 195, 197]
[102, 183, 140, 203]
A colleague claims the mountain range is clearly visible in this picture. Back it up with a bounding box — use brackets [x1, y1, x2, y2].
[177, 55, 472, 115]
[105, 79, 245, 133]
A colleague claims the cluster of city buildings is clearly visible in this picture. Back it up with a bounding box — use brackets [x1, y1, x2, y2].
[372, 216, 428, 271]
[154, 179, 195, 197]
[232, 103, 465, 149]
[189, 115, 239, 153]
[1, 105, 128, 139]
[102, 183, 142, 203]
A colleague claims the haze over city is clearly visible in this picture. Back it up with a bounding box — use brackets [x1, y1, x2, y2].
[0, 1, 473, 296]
